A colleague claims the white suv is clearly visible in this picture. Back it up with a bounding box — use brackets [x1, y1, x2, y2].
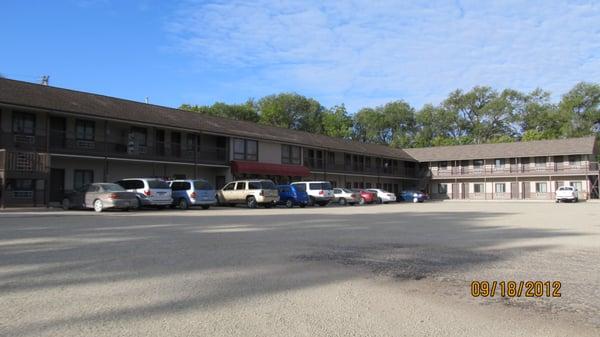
[115, 178, 173, 207]
[291, 181, 334, 206]
[217, 180, 279, 208]
[367, 189, 397, 204]
[556, 186, 579, 203]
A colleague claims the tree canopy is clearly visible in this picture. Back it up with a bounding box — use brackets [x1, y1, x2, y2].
[180, 82, 600, 150]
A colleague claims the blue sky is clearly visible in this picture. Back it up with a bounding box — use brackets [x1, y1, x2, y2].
[1, 0, 599, 113]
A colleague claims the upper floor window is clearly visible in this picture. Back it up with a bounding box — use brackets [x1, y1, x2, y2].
[75, 120, 95, 141]
[439, 161, 448, 170]
[281, 144, 301, 165]
[233, 139, 258, 161]
[473, 159, 484, 168]
[12, 111, 36, 135]
[534, 156, 547, 167]
[186, 134, 200, 151]
[568, 155, 581, 165]
[494, 158, 505, 168]
[130, 127, 147, 146]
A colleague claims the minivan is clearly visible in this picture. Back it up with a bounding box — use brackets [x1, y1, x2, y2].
[290, 181, 334, 206]
[168, 179, 217, 209]
[115, 178, 173, 208]
[277, 184, 309, 208]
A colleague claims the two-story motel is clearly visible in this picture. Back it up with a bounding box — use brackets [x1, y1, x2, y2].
[0, 78, 598, 207]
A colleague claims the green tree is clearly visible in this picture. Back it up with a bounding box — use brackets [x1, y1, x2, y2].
[257, 93, 325, 133]
[322, 104, 353, 138]
[558, 82, 600, 137]
[180, 100, 259, 122]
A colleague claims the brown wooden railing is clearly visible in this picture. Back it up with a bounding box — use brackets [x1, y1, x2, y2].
[432, 162, 599, 177]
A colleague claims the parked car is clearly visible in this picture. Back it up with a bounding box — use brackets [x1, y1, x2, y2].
[556, 186, 579, 203]
[399, 190, 427, 203]
[367, 189, 397, 204]
[290, 181, 334, 206]
[217, 179, 279, 208]
[352, 189, 376, 205]
[332, 188, 360, 205]
[168, 179, 216, 210]
[62, 183, 138, 212]
[276, 184, 309, 208]
[115, 178, 173, 208]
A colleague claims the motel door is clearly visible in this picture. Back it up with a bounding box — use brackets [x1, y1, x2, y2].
[49, 168, 65, 202]
[511, 182, 519, 199]
[452, 183, 460, 199]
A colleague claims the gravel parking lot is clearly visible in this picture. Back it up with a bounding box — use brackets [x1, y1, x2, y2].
[1, 202, 599, 337]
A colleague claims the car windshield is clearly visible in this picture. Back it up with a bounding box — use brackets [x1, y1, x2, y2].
[260, 181, 277, 189]
[194, 180, 212, 190]
[342, 188, 353, 193]
[148, 180, 170, 189]
[99, 184, 125, 192]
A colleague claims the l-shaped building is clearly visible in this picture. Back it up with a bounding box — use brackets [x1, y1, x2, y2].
[0, 78, 598, 206]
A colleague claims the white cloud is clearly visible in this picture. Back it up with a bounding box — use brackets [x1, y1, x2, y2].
[166, 0, 600, 111]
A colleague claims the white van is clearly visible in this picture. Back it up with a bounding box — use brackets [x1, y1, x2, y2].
[115, 178, 173, 208]
[290, 181, 334, 206]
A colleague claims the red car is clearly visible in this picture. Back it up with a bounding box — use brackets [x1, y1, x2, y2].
[352, 189, 376, 205]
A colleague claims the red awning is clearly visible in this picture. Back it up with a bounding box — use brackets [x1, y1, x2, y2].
[230, 160, 310, 177]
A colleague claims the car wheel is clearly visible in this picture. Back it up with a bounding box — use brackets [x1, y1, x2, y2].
[62, 198, 70, 210]
[377, 197, 383, 204]
[299, 204, 306, 208]
[201, 205, 210, 210]
[246, 196, 257, 208]
[178, 198, 189, 210]
[359, 197, 365, 205]
[93, 199, 103, 213]
[338, 198, 347, 206]
[317, 201, 329, 207]
[286, 200, 293, 208]
[309, 196, 316, 206]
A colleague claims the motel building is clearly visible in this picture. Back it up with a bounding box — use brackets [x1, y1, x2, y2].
[0, 78, 598, 207]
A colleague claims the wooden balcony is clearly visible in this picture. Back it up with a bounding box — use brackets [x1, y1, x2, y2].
[431, 162, 599, 178]
[0, 149, 50, 178]
[304, 159, 419, 178]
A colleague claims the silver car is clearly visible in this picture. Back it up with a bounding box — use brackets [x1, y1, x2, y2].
[62, 183, 139, 212]
[332, 188, 360, 205]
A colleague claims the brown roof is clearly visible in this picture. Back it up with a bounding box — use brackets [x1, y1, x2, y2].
[0, 78, 414, 161]
[404, 137, 598, 162]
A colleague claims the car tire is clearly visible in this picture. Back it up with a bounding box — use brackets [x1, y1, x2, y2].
[93, 199, 103, 213]
[62, 198, 70, 210]
[299, 204, 306, 208]
[377, 197, 383, 204]
[178, 198, 189, 210]
[317, 201, 329, 207]
[201, 205, 210, 210]
[339, 198, 347, 206]
[285, 200, 293, 208]
[574, 198, 579, 203]
[309, 196, 316, 206]
[359, 197, 365, 205]
[246, 196, 257, 208]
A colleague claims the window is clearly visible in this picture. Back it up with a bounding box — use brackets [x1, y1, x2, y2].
[171, 132, 181, 157]
[171, 182, 191, 191]
[116, 180, 144, 190]
[282, 144, 301, 165]
[234, 139, 258, 161]
[494, 158, 505, 168]
[74, 170, 94, 190]
[328, 152, 335, 167]
[186, 134, 197, 151]
[12, 111, 36, 135]
[473, 159, 484, 168]
[439, 161, 448, 169]
[155, 130, 165, 156]
[365, 157, 371, 169]
[535, 182, 547, 193]
[222, 183, 235, 191]
[130, 127, 147, 146]
[194, 180, 212, 190]
[235, 182, 246, 190]
[309, 182, 332, 190]
[569, 181, 582, 191]
[248, 182, 261, 189]
[437, 184, 447, 194]
[473, 183, 483, 193]
[495, 183, 506, 193]
[75, 120, 95, 141]
[293, 183, 306, 192]
[568, 155, 581, 165]
[534, 156, 546, 167]
[148, 180, 169, 189]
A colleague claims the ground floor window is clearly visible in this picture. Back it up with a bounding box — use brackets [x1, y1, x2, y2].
[74, 170, 94, 190]
[473, 183, 483, 193]
[569, 181, 583, 191]
[535, 182, 547, 193]
[437, 183, 447, 194]
[345, 182, 352, 189]
[495, 183, 506, 193]
[5, 179, 34, 198]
